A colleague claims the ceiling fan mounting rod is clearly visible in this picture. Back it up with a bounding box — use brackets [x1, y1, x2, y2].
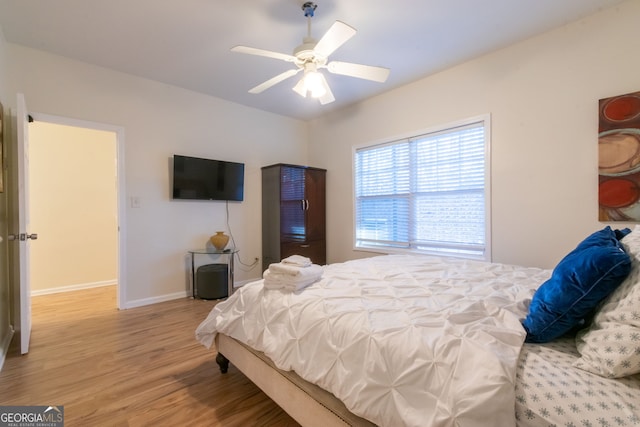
[302, 2, 317, 38]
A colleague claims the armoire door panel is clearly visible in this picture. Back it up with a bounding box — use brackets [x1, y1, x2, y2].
[280, 166, 306, 241]
[280, 200, 305, 241]
[304, 168, 326, 242]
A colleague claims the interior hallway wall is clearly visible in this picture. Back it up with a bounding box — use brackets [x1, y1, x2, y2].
[28, 121, 117, 294]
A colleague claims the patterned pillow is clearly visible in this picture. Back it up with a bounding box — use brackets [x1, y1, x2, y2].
[574, 225, 640, 378]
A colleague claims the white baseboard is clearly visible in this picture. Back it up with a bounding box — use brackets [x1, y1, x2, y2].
[0, 327, 15, 373]
[31, 280, 116, 296]
[122, 278, 260, 310]
[50, 275, 261, 309]
[123, 291, 190, 309]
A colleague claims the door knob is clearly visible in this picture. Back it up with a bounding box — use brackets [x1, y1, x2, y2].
[7, 233, 38, 241]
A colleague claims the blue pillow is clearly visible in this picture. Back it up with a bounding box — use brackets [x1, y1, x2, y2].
[615, 228, 632, 240]
[522, 227, 631, 343]
[574, 226, 630, 250]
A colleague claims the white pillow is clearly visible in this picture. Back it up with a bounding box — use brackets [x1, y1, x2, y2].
[573, 225, 640, 378]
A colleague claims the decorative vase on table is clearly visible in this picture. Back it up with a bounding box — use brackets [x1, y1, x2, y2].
[210, 231, 229, 251]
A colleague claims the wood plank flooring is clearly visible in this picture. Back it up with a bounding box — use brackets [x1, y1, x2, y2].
[0, 286, 300, 426]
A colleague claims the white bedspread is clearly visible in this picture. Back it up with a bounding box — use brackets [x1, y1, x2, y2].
[196, 254, 551, 427]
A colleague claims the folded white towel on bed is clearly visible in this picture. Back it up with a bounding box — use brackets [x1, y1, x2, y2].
[281, 254, 312, 267]
[268, 262, 323, 278]
[263, 257, 323, 292]
[263, 268, 322, 291]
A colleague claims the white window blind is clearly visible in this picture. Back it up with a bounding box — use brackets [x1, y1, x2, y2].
[355, 119, 488, 259]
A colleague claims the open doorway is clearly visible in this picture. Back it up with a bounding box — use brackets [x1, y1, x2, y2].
[27, 115, 123, 307]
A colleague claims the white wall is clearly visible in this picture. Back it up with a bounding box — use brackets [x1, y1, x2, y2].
[29, 121, 117, 293]
[6, 44, 308, 306]
[308, 0, 640, 269]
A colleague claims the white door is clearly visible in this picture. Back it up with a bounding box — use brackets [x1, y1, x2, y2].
[15, 93, 35, 354]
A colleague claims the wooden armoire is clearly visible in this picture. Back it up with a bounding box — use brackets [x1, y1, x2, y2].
[261, 164, 326, 271]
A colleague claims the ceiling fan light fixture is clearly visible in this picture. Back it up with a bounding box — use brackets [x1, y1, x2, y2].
[292, 78, 307, 97]
[304, 70, 326, 98]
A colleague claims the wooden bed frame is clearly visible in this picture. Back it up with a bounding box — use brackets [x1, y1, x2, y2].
[215, 333, 376, 427]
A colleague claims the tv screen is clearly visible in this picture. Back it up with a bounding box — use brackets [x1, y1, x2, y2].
[172, 155, 244, 201]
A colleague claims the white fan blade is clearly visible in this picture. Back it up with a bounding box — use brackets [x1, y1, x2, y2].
[327, 61, 390, 83]
[318, 74, 335, 105]
[313, 21, 356, 58]
[249, 69, 301, 94]
[231, 45, 297, 63]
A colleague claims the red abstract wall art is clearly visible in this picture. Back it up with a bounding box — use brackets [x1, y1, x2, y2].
[598, 90, 640, 221]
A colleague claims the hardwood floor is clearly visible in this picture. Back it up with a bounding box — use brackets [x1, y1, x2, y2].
[0, 286, 300, 426]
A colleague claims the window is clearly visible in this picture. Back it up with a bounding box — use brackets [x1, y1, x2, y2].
[354, 116, 490, 260]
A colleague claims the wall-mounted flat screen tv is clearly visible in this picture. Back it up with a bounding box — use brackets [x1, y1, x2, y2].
[172, 155, 244, 201]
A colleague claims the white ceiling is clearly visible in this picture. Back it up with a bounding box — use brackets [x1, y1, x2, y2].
[0, 0, 627, 121]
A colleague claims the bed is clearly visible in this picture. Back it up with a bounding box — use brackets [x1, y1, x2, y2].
[196, 226, 640, 426]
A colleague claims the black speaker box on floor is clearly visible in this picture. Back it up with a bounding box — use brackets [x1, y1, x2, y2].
[196, 263, 228, 299]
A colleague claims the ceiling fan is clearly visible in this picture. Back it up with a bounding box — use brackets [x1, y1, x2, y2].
[231, 2, 390, 105]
